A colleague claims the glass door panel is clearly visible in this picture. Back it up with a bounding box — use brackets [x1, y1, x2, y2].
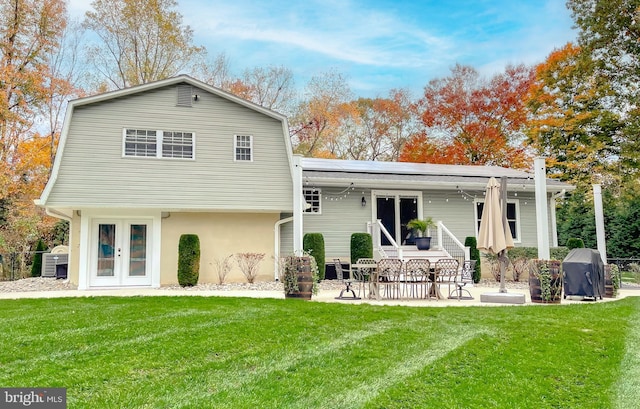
[400, 197, 418, 245]
[128, 224, 147, 277]
[376, 196, 396, 246]
[97, 224, 116, 277]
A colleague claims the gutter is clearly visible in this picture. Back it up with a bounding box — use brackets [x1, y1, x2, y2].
[274, 216, 294, 281]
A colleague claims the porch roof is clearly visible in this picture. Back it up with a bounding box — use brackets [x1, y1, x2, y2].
[300, 158, 573, 192]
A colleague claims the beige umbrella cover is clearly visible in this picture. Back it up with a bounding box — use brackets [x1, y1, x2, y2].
[477, 177, 514, 254]
[477, 177, 514, 292]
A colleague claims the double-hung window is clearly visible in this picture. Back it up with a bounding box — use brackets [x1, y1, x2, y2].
[124, 129, 194, 159]
[303, 188, 321, 214]
[475, 200, 520, 242]
[234, 135, 252, 161]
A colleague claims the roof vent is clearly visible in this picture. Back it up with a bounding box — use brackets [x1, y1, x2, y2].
[177, 85, 193, 107]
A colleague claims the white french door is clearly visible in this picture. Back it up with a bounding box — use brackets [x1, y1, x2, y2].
[373, 191, 422, 246]
[90, 219, 152, 287]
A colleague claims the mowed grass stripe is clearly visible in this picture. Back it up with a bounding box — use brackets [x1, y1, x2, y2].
[161, 321, 399, 409]
[0, 304, 276, 379]
[168, 320, 484, 409]
[319, 326, 489, 409]
[615, 303, 640, 409]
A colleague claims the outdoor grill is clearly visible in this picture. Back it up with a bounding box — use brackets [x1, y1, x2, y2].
[562, 248, 605, 300]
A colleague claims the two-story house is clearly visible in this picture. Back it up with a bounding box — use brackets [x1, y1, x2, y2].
[37, 75, 573, 289]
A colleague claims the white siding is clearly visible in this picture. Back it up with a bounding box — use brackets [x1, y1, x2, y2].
[46, 84, 293, 211]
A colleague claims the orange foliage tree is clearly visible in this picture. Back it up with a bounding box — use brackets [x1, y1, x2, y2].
[525, 43, 622, 186]
[401, 64, 534, 168]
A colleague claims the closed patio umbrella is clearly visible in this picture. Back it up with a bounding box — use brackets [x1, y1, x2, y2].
[477, 177, 514, 293]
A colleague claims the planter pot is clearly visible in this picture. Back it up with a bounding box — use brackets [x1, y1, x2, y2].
[604, 265, 616, 298]
[284, 256, 313, 300]
[529, 260, 562, 304]
[415, 237, 432, 250]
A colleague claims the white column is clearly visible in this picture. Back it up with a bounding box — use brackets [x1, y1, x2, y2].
[292, 155, 304, 253]
[534, 157, 550, 260]
[593, 184, 607, 263]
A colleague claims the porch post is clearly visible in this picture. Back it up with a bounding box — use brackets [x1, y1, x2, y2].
[593, 184, 607, 263]
[534, 157, 550, 260]
[292, 155, 304, 253]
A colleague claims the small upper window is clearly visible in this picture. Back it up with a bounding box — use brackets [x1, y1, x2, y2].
[235, 135, 252, 161]
[303, 188, 321, 214]
[124, 129, 194, 159]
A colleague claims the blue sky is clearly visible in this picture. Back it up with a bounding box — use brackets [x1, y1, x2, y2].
[69, 0, 576, 98]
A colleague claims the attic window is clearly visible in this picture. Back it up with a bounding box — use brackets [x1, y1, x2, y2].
[177, 85, 193, 107]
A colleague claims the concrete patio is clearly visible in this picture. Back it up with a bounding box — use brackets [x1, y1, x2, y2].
[1, 280, 638, 307]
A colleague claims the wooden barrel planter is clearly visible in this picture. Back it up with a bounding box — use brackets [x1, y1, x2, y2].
[529, 260, 562, 304]
[604, 265, 614, 298]
[284, 256, 314, 300]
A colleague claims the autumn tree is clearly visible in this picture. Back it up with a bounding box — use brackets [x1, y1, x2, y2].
[290, 69, 352, 157]
[224, 65, 296, 115]
[402, 64, 534, 167]
[0, 0, 67, 163]
[567, 0, 640, 180]
[335, 90, 416, 161]
[0, 0, 74, 263]
[525, 43, 622, 186]
[83, 0, 205, 89]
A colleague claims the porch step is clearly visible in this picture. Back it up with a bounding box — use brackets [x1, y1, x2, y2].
[383, 248, 452, 263]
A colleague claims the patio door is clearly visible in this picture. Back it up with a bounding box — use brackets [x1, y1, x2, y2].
[374, 191, 421, 246]
[91, 219, 152, 287]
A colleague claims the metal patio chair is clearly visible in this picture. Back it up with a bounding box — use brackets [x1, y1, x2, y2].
[334, 259, 361, 300]
[433, 258, 459, 300]
[404, 259, 431, 299]
[449, 259, 476, 300]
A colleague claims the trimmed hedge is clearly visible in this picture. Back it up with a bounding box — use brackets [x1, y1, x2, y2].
[178, 234, 200, 287]
[351, 233, 373, 264]
[31, 239, 47, 277]
[566, 238, 585, 250]
[303, 233, 325, 280]
[464, 236, 481, 283]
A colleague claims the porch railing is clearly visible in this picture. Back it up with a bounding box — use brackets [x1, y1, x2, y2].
[368, 220, 469, 263]
[437, 221, 470, 264]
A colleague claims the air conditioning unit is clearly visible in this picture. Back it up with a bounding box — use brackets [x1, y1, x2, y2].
[41, 253, 68, 277]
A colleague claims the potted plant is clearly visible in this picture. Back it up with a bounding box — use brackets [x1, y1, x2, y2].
[406, 217, 436, 250]
[528, 259, 562, 303]
[282, 253, 320, 300]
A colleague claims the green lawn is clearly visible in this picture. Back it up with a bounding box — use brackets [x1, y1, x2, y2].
[1, 296, 639, 409]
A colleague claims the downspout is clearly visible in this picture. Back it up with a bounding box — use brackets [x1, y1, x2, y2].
[274, 217, 294, 281]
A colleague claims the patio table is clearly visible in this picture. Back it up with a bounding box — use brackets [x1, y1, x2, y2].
[352, 260, 377, 299]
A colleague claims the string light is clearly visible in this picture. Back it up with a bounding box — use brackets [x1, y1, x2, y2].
[323, 182, 355, 201]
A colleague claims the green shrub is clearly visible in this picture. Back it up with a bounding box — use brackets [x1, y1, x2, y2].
[303, 233, 325, 280]
[550, 246, 570, 260]
[178, 234, 200, 286]
[465, 236, 482, 283]
[566, 238, 585, 250]
[30, 239, 47, 277]
[351, 233, 373, 264]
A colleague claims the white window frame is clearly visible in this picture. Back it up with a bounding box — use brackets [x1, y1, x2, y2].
[474, 199, 521, 243]
[234, 134, 253, 162]
[303, 188, 321, 214]
[123, 129, 195, 160]
[372, 190, 423, 246]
